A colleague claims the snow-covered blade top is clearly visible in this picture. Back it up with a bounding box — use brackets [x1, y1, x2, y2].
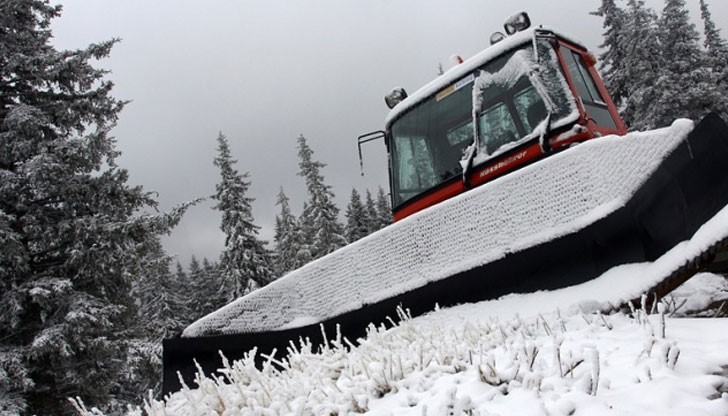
[183, 120, 695, 338]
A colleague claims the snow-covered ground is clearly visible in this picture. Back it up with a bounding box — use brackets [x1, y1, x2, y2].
[73, 274, 728, 416]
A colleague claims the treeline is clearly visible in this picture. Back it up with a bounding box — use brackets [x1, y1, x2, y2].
[124, 132, 392, 407]
[592, 0, 728, 130]
[157, 132, 393, 340]
[0, 1, 392, 414]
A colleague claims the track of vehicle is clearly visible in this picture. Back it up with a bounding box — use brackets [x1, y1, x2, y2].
[620, 234, 728, 313]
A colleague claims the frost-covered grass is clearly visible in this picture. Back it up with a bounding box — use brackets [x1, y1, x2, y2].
[72, 276, 728, 416]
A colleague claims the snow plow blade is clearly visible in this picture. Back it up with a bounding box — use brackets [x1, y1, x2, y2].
[163, 114, 728, 394]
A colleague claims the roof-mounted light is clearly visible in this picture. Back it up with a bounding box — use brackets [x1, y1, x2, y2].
[490, 32, 506, 45]
[385, 87, 408, 109]
[504, 11, 531, 35]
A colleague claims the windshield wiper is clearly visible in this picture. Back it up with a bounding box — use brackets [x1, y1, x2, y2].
[538, 112, 553, 153]
[461, 142, 478, 188]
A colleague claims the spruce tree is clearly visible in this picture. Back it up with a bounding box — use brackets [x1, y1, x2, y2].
[174, 260, 187, 283]
[591, 0, 630, 110]
[699, 0, 728, 115]
[137, 269, 190, 340]
[345, 188, 369, 243]
[186, 255, 204, 317]
[619, 0, 664, 129]
[652, 0, 724, 127]
[186, 256, 223, 318]
[364, 189, 379, 234]
[133, 241, 189, 342]
[123, 241, 189, 404]
[120, 339, 161, 407]
[0, 1, 188, 413]
[200, 257, 224, 314]
[295, 201, 314, 266]
[273, 188, 303, 276]
[173, 259, 194, 325]
[375, 186, 393, 230]
[699, 0, 728, 77]
[213, 133, 272, 301]
[188, 255, 201, 287]
[296, 135, 346, 259]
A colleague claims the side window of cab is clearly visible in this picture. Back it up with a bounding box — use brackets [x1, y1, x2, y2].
[561, 48, 618, 130]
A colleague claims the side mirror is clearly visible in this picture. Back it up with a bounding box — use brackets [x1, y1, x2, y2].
[357, 131, 386, 175]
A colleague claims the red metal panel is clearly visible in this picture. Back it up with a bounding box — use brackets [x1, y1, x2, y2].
[392, 36, 628, 222]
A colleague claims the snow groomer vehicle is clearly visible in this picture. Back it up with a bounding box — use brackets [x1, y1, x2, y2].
[163, 12, 728, 394]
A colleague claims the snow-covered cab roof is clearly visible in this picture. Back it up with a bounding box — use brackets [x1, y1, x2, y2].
[384, 27, 586, 128]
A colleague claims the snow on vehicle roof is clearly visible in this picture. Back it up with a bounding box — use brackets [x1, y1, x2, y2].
[384, 26, 586, 127]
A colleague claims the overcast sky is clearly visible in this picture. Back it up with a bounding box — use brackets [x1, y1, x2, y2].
[50, 1, 728, 266]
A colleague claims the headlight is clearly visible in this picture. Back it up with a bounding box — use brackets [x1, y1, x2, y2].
[504, 12, 531, 35]
[385, 87, 408, 109]
[490, 32, 506, 45]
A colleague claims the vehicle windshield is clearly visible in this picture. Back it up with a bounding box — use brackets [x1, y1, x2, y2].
[389, 40, 575, 208]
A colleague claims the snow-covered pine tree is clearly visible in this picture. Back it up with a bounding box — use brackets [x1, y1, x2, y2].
[134, 241, 190, 342]
[699, 0, 728, 116]
[651, 0, 725, 127]
[364, 189, 379, 234]
[122, 240, 189, 406]
[137, 269, 190, 340]
[120, 338, 161, 407]
[618, 0, 664, 130]
[591, 0, 630, 111]
[213, 133, 273, 301]
[202, 257, 217, 274]
[189, 255, 201, 279]
[186, 255, 205, 317]
[185, 256, 223, 318]
[273, 188, 304, 276]
[294, 201, 315, 266]
[591, 0, 629, 108]
[199, 257, 225, 314]
[699, 0, 728, 74]
[345, 188, 369, 243]
[296, 135, 346, 259]
[175, 260, 187, 283]
[375, 186, 393, 230]
[0, 2, 189, 413]
[173, 259, 196, 324]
